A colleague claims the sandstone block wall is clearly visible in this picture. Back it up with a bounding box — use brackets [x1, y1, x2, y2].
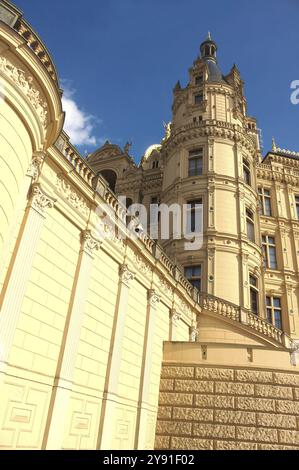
[155, 364, 299, 450]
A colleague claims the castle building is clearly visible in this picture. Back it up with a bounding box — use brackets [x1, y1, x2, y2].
[0, 0, 299, 450]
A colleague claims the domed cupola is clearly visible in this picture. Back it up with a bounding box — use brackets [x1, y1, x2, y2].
[200, 32, 217, 61]
[199, 32, 226, 84]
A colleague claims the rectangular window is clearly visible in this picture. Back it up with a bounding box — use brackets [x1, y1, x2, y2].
[249, 274, 259, 315]
[246, 209, 255, 242]
[262, 235, 277, 269]
[295, 196, 299, 220]
[258, 187, 272, 216]
[186, 199, 202, 233]
[266, 296, 282, 329]
[243, 158, 251, 186]
[195, 74, 203, 85]
[184, 265, 201, 291]
[194, 93, 203, 105]
[188, 148, 203, 176]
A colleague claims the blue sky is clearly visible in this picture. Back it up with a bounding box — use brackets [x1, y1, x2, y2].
[16, 0, 299, 162]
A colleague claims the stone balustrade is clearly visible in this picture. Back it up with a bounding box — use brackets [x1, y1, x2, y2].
[14, 17, 58, 83]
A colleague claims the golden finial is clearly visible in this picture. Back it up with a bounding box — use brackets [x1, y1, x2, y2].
[272, 137, 277, 152]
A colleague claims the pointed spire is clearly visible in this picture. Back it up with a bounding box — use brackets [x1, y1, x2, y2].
[173, 80, 181, 92]
[272, 137, 277, 152]
[207, 31, 211, 40]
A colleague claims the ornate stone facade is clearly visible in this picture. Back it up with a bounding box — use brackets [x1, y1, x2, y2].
[0, 1, 298, 451]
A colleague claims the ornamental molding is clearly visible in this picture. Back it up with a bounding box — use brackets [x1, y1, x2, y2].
[26, 154, 45, 181]
[29, 183, 55, 216]
[0, 56, 48, 127]
[164, 122, 256, 155]
[119, 264, 135, 287]
[158, 276, 174, 299]
[81, 230, 101, 257]
[132, 252, 152, 277]
[189, 324, 199, 342]
[55, 176, 89, 217]
[148, 289, 160, 308]
[170, 309, 182, 326]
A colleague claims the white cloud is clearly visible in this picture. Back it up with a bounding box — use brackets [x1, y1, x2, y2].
[61, 83, 100, 147]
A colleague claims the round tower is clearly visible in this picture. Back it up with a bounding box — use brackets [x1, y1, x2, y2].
[160, 34, 263, 312]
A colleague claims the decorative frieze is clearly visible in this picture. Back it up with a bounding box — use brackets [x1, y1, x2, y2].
[55, 176, 89, 217]
[0, 56, 48, 126]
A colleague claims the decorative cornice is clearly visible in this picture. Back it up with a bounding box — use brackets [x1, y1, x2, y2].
[119, 264, 135, 287]
[0, 56, 48, 127]
[29, 183, 55, 216]
[81, 230, 101, 258]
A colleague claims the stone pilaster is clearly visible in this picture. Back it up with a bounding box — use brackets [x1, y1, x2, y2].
[98, 263, 135, 449]
[135, 289, 160, 449]
[44, 230, 101, 449]
[0, 154, 45, 285]
[0, 183, 55, 372]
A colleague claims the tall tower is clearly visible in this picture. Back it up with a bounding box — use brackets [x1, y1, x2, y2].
[160, 34, 263, 311]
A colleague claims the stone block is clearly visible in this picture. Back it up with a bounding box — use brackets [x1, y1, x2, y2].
[172, 407, 213, 422]
[175, 379, 214, 393]
[159, 392, 193, 406]
[162, 366, 194, 379]
[215, 382, 254, 396]
[195, 367, 234, 381]
[171, 437, 213, 450]
[236, 397, 275, 412]
[215, 409, 256, 425]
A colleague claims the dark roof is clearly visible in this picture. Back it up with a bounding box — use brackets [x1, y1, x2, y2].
[205, 59, 227, 84]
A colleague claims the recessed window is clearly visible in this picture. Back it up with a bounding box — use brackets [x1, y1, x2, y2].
[243, 158, 251, 186]
[152, 161, 159, 169]
[184, 265, 202, 291]
[266, 296, 282, 329]
[249, 274, 259, 315]
[258, 187, 272, 216]
[195, 74, 203, 85]
[194, 93, 203, 105]
[246, 209, 255, 242]
[188, 148, 203, 177]
[262, 235, 277, 269]
[186, 199, 202, 233]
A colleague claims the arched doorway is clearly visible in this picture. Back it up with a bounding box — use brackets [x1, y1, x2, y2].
[100, 169, 117, 192]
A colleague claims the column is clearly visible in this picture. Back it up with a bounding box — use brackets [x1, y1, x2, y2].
[0, 154, 44, 287]
[97, 264, 135, 449]
[169, 309, 182, 341]
[135, 289, 160, 449]
[43, 230, 101, 449]
[0, 183, 55, 373]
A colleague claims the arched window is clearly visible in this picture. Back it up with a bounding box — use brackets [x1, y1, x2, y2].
[205, 45, 210, 56]
[100, 169, 117, 192]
